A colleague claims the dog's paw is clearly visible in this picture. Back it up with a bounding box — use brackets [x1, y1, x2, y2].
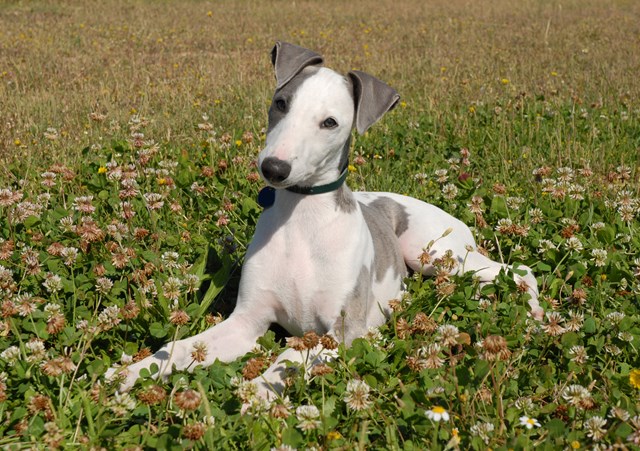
[528, 304, 545, 322]
[104, 365, 137, 392]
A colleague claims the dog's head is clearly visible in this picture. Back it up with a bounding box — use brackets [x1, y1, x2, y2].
[258, 41, 399, 189]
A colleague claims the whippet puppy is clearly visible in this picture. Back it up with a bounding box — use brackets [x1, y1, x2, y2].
[110, 42, 543, 397]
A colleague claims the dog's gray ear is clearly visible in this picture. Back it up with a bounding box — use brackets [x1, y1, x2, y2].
[271, 41, 324, 90]
[348, 70, 400, 135]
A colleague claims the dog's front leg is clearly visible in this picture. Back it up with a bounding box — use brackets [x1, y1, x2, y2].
[251, 344, 338, 401]
[110, 312, 269, 391]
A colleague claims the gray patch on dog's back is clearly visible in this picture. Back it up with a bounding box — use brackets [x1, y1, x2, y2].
[367, 197, 409, 237]
[359, 201, 407, 282]
[267, 66, 321, 133]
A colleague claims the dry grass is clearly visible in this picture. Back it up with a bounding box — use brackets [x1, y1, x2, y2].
[1, 0, 639, 172]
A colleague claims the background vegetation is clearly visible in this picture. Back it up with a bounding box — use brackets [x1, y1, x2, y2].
[0, 0, 639, 449]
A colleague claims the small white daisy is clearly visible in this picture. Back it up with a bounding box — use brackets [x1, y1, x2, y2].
[425, 405, 450, 422]
[519, 415, 541, 429]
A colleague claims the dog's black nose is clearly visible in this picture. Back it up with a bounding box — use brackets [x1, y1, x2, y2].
[260, 157, 291, 183]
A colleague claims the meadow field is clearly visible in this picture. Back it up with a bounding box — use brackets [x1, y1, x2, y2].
[0, 0, 639, 449]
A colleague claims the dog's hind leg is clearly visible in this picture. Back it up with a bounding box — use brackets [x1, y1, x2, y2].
[457, 250, 543, 320]
[360, 193, 543, 319]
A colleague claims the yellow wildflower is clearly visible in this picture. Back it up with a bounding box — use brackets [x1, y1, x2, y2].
[327, 431, 342, 440]
[98, 166, 107, 174]
[630, 369, 640, 389]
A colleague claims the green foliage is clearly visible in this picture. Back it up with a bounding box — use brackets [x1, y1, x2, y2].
[1, 1, 640, 448]
[0, 104, 638, 448]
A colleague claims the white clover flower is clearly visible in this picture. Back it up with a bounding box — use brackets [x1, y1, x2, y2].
[40, 171, 56, 187]
[568, 183, 585, 200]
[442, 183, 458, 200]
[605, 312, 625, 324]
[1, 346, 20, 366]
[25, 339, 45, 355]
[608, 407, 630, 422]
[569, 345, 588, 364]
[605, 344, 622, 356]
[234, 378, 258, 404]
[240, 395, 270, 417]
[414, 172, 428, 183]
[97, 305, 121, 330]
[514, 397, 534, 411]
[343, 379, 372, 411]
[95, 277, 114, 294]
[562, 384, 590, 406]
[584, 416, 607, 441]
[590, 248, 607, 267]
[528, 207, 544, 223]
[470, 421, 495, 445]
[495, 218, 513, 234]
[537, 239, 557, 254]
[73, 195, 96, 214]
[425, 405, 450, 422]
[295, 404, 321, 431]
[183, 274, 200, 294]
[436, 324, 460, 347]
[109, 392, 137, 416]
[434, 169, 448, 183]
[506, 196, 525, 210]
[618, 331, 633, 343]
[143, 193, 164, 210]
[162, 277, 182, 302]
[61, 247, 79, 266]
[43, 302, 62, 318]
[564, 236, 583, 252]
[161, 251, 180, 269]
[43, 273, 63, 293]
[556, 166, 574, 182]
[190, 182, 205, 195]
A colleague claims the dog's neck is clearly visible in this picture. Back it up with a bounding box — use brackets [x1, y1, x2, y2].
[286, 166, 349, 195]
[267, 183, 356, 217]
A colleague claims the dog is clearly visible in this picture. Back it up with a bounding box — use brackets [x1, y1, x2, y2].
[109, 41, 543, 397]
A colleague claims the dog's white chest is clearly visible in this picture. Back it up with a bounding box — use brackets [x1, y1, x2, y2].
[240, 197, 371, 335]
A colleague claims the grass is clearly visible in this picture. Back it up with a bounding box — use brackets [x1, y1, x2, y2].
[0, 0, 639, 449]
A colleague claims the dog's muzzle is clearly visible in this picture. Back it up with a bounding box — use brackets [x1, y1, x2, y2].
[261, 157, 292, 184]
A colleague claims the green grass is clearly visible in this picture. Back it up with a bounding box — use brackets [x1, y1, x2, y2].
[0, 0, 639, 449]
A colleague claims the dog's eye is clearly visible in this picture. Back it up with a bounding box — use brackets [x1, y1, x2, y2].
[321, 117, 338, 129]
[274, 98, 287, 112]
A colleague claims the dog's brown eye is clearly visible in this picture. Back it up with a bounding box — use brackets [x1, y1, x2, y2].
[274, 98, 286, 112]
[322, 117, 338, 129]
